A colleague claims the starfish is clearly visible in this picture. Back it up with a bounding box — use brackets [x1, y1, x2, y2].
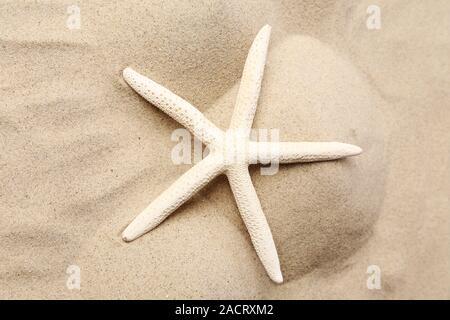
[122, 25, 362, 283]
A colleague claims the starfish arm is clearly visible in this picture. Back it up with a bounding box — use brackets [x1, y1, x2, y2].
[123, 67, 223, 145]
[226, 165, 283, 283]
[229, 25, 271, 133]
[249, 141, 362, 164]
[122, 155, 224, 242]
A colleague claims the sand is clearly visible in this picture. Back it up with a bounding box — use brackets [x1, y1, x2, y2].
[0, 0, 448, 299]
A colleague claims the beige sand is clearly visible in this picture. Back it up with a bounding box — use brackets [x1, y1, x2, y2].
[0, 0, 448, 299]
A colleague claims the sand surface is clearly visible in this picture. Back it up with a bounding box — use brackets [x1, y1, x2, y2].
[0, 0, 448, 299]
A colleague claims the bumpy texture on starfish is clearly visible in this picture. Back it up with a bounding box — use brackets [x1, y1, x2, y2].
[122, 25, 362, 283]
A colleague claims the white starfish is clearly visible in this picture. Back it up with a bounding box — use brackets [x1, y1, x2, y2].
[122, 25, 362, 283]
